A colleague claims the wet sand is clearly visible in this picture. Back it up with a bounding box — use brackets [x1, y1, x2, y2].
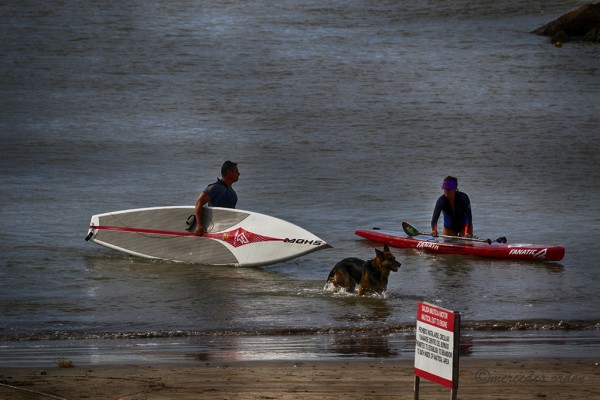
[1, 358, 599, 400]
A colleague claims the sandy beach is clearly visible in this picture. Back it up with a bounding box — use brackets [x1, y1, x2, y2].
[1, 358, 598, 400]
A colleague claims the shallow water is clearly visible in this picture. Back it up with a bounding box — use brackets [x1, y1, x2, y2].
[1, 0, 599, 364]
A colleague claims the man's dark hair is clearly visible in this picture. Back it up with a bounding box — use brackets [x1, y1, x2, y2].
[221, 160, 238, 177]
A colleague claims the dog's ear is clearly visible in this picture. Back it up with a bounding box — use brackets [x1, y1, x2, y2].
[375, 248, 384, 258]
[383, 244, 390, 253]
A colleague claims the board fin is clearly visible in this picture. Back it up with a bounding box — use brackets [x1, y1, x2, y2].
[185, 214, 196, 232]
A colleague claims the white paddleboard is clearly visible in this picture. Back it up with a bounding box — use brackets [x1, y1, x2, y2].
[85, 206, 330, 267]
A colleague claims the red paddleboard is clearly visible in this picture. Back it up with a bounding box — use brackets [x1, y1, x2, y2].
[355, 229, 565, 262]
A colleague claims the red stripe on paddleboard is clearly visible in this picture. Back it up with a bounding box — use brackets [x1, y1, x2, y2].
[89, 225, 285, 248]
[91, 225, 195, 237]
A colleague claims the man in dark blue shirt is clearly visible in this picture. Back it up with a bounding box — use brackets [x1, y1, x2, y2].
[194, 161, 240, 236]
[431, 176, 473, 238]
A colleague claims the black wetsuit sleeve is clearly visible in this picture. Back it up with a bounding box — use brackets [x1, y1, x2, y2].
[431, 196, 445, 229]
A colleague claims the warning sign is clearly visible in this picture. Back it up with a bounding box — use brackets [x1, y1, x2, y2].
[414, 302, 460, 389]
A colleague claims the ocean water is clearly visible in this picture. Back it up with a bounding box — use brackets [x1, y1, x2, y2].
[1, 0, 599, 366]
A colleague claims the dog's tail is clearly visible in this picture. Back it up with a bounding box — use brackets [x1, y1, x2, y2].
[326, 267, 336, 282]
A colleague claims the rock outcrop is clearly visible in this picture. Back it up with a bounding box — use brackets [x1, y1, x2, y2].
[532, 2, 600, 45]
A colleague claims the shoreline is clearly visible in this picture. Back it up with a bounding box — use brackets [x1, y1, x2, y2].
[1, 358, 598, 400]
[3, 318, 599, 341]
[2, 329, 600, 369]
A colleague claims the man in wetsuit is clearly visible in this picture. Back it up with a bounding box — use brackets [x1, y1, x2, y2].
[431, 176, 473, 238]
[194, 160, 240, 236]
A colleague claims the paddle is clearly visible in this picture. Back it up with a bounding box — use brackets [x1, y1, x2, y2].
[401, 221, 507, 245]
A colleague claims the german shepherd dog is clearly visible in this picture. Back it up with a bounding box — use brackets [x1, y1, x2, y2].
[325, 245, 401, 296]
